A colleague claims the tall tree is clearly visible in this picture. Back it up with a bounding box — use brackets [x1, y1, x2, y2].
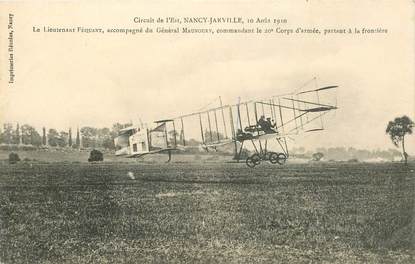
[386, 115, 414, 164]
[68, 128, 72, 147]
[80, 127, 98, 148]
[13, 123, 21, 145]
[75, 127, 80, 148]
[21, 124, 42, 146]
[102, 136, 114, 149]
[47, 129, 60, 147]
[97, 127, 113, 149]
[42, 127, 47, 145]
[31, 130, 42, 146]
[21, 124, 32, 145]
[58, 131, 68, 147]
[1, 123, 14, 144]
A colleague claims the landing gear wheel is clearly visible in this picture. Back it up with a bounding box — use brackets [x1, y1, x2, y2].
[246, 157, 255, 168]
[252, 154, 261, 165]
[277, 153, 287, 165]
[246, 154, 261, 168]
[268, 152, 279, 164]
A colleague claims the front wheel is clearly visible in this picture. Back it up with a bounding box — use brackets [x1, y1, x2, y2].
[277, 153, 287, 165]
[268, 152, 279, 164]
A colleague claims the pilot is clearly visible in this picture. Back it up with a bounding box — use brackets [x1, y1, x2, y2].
[257, 117, 275, 134]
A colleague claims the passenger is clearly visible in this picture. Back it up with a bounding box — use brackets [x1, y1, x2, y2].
[257, 115, 268, 131]
[262, 117, 276, 134]
[266, 118, 276, 128]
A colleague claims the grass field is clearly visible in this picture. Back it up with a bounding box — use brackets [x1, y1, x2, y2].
[0, 158, 414, 263]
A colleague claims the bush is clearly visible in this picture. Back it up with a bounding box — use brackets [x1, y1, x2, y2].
[88, 149, 103, 162]
[9, 152, 20, 164]
[312, 152, 324, 161]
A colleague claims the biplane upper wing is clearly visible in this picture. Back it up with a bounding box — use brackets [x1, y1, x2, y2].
[147, 78, 338, 152]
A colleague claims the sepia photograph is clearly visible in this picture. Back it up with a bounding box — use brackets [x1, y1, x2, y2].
[0, 0, 414, 263]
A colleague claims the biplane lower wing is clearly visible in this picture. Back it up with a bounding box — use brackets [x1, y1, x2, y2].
[126, 148, 177, 158]
[251, 132, 296, 141]
[202, 139, 235, 148]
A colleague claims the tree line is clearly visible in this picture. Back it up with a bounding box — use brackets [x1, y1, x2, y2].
[0, 123, 132, 150]
[291, 146, 402, 161]
[0, 115, 412, 163]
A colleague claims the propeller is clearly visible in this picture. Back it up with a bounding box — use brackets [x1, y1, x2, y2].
[316, 85, 338, 92]
[297, 85, 338, 95]
[305, 128, 325, 132]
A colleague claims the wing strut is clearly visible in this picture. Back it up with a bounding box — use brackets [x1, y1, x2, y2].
[228, 106, 238, 158]
[271, 98, 278, 131]
[199, 113, 205, 144]
[213, 110, 220, 142]
[278, 98, 285, 135]
[291, 95, 298, 133]
[296, 94, 304, 129]
[245, 103, 251, 127]
[219, 96, 228, 139]
[180, 117, 186, 146]
[237, 97, 243, 131]
[316, 90, 324, 129]
[207, 111, 213, 143]
[172, 120, 177, 147]
[269, 99, 274, 123]
[254, 102, 259, 124]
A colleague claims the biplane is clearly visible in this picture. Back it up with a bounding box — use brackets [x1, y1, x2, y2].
[114, 78, 338, 167]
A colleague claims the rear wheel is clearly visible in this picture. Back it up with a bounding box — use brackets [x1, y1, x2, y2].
[246, 154, 261, 168]
[252, 154, 261, 165]
[246, 157, 255, 168]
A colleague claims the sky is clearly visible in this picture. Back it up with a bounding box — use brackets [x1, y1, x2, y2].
[0, 0, 414, 152]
